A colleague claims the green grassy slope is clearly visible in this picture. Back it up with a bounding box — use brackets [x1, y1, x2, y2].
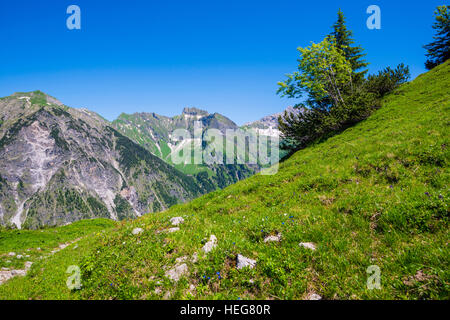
[1, 62, 449, 300]
[0, 219, 117, 274]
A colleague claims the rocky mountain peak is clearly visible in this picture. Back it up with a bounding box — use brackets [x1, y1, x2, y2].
[181, 107, 209, 117]
[243, 106, 301, 129]
[10, 90, 64, 106]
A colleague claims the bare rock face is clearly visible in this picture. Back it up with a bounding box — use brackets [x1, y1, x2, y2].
[236, 254, 256, 269]
[0, 91, 203, 229]
[120, 187, 139, 214]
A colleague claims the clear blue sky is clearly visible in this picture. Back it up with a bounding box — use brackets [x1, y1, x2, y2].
[0, 0, 445, 125]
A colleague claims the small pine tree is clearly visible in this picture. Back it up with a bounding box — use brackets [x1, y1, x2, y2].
[424, 5, 450, 70]
[331, 9, 368, 82]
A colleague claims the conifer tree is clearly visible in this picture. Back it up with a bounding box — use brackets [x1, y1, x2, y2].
[331, 9, 368, 82]
[424, 5, 450, 70]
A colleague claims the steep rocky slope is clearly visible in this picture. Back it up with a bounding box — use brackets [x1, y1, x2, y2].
[0, 91, 202, 228]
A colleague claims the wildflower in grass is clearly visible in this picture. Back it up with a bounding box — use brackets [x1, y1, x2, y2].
[425, 192, 430, 197]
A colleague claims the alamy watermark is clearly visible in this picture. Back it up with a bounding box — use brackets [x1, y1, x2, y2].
[66, 5, 81, 30]
[66, 265, 82, 290]
[170, 121, 279, 175]
[367, 5, 381, 30]
[66, 5, 381, 31]
[366, 265, 381, 290]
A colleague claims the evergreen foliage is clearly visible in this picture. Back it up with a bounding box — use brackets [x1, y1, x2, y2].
[277, 11, 410, 152]
[331, 9, 368, 81]
[424, 5, 450, 70]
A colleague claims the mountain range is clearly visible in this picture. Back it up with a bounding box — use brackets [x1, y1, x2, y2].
[0, 91, 289, 228]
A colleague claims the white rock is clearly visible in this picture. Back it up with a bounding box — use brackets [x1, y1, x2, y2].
[0, 271, 14, 284]
[170, 216, 184, 226]
[299, 242, 316, 251]
[132, 227, 143, 235]
[191, 252, 198, 263]
[264, 233, 282, 243]
[0, 262, 33, 285]
[11, 270, 26, 276]
[175, 256, 188, 263]
[165, 263, 188, 281]
[187, 284, 196, 295]
[202, 235, 217, 254]
[307, 292, 322, 300]
[236, 254, 256, 270]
